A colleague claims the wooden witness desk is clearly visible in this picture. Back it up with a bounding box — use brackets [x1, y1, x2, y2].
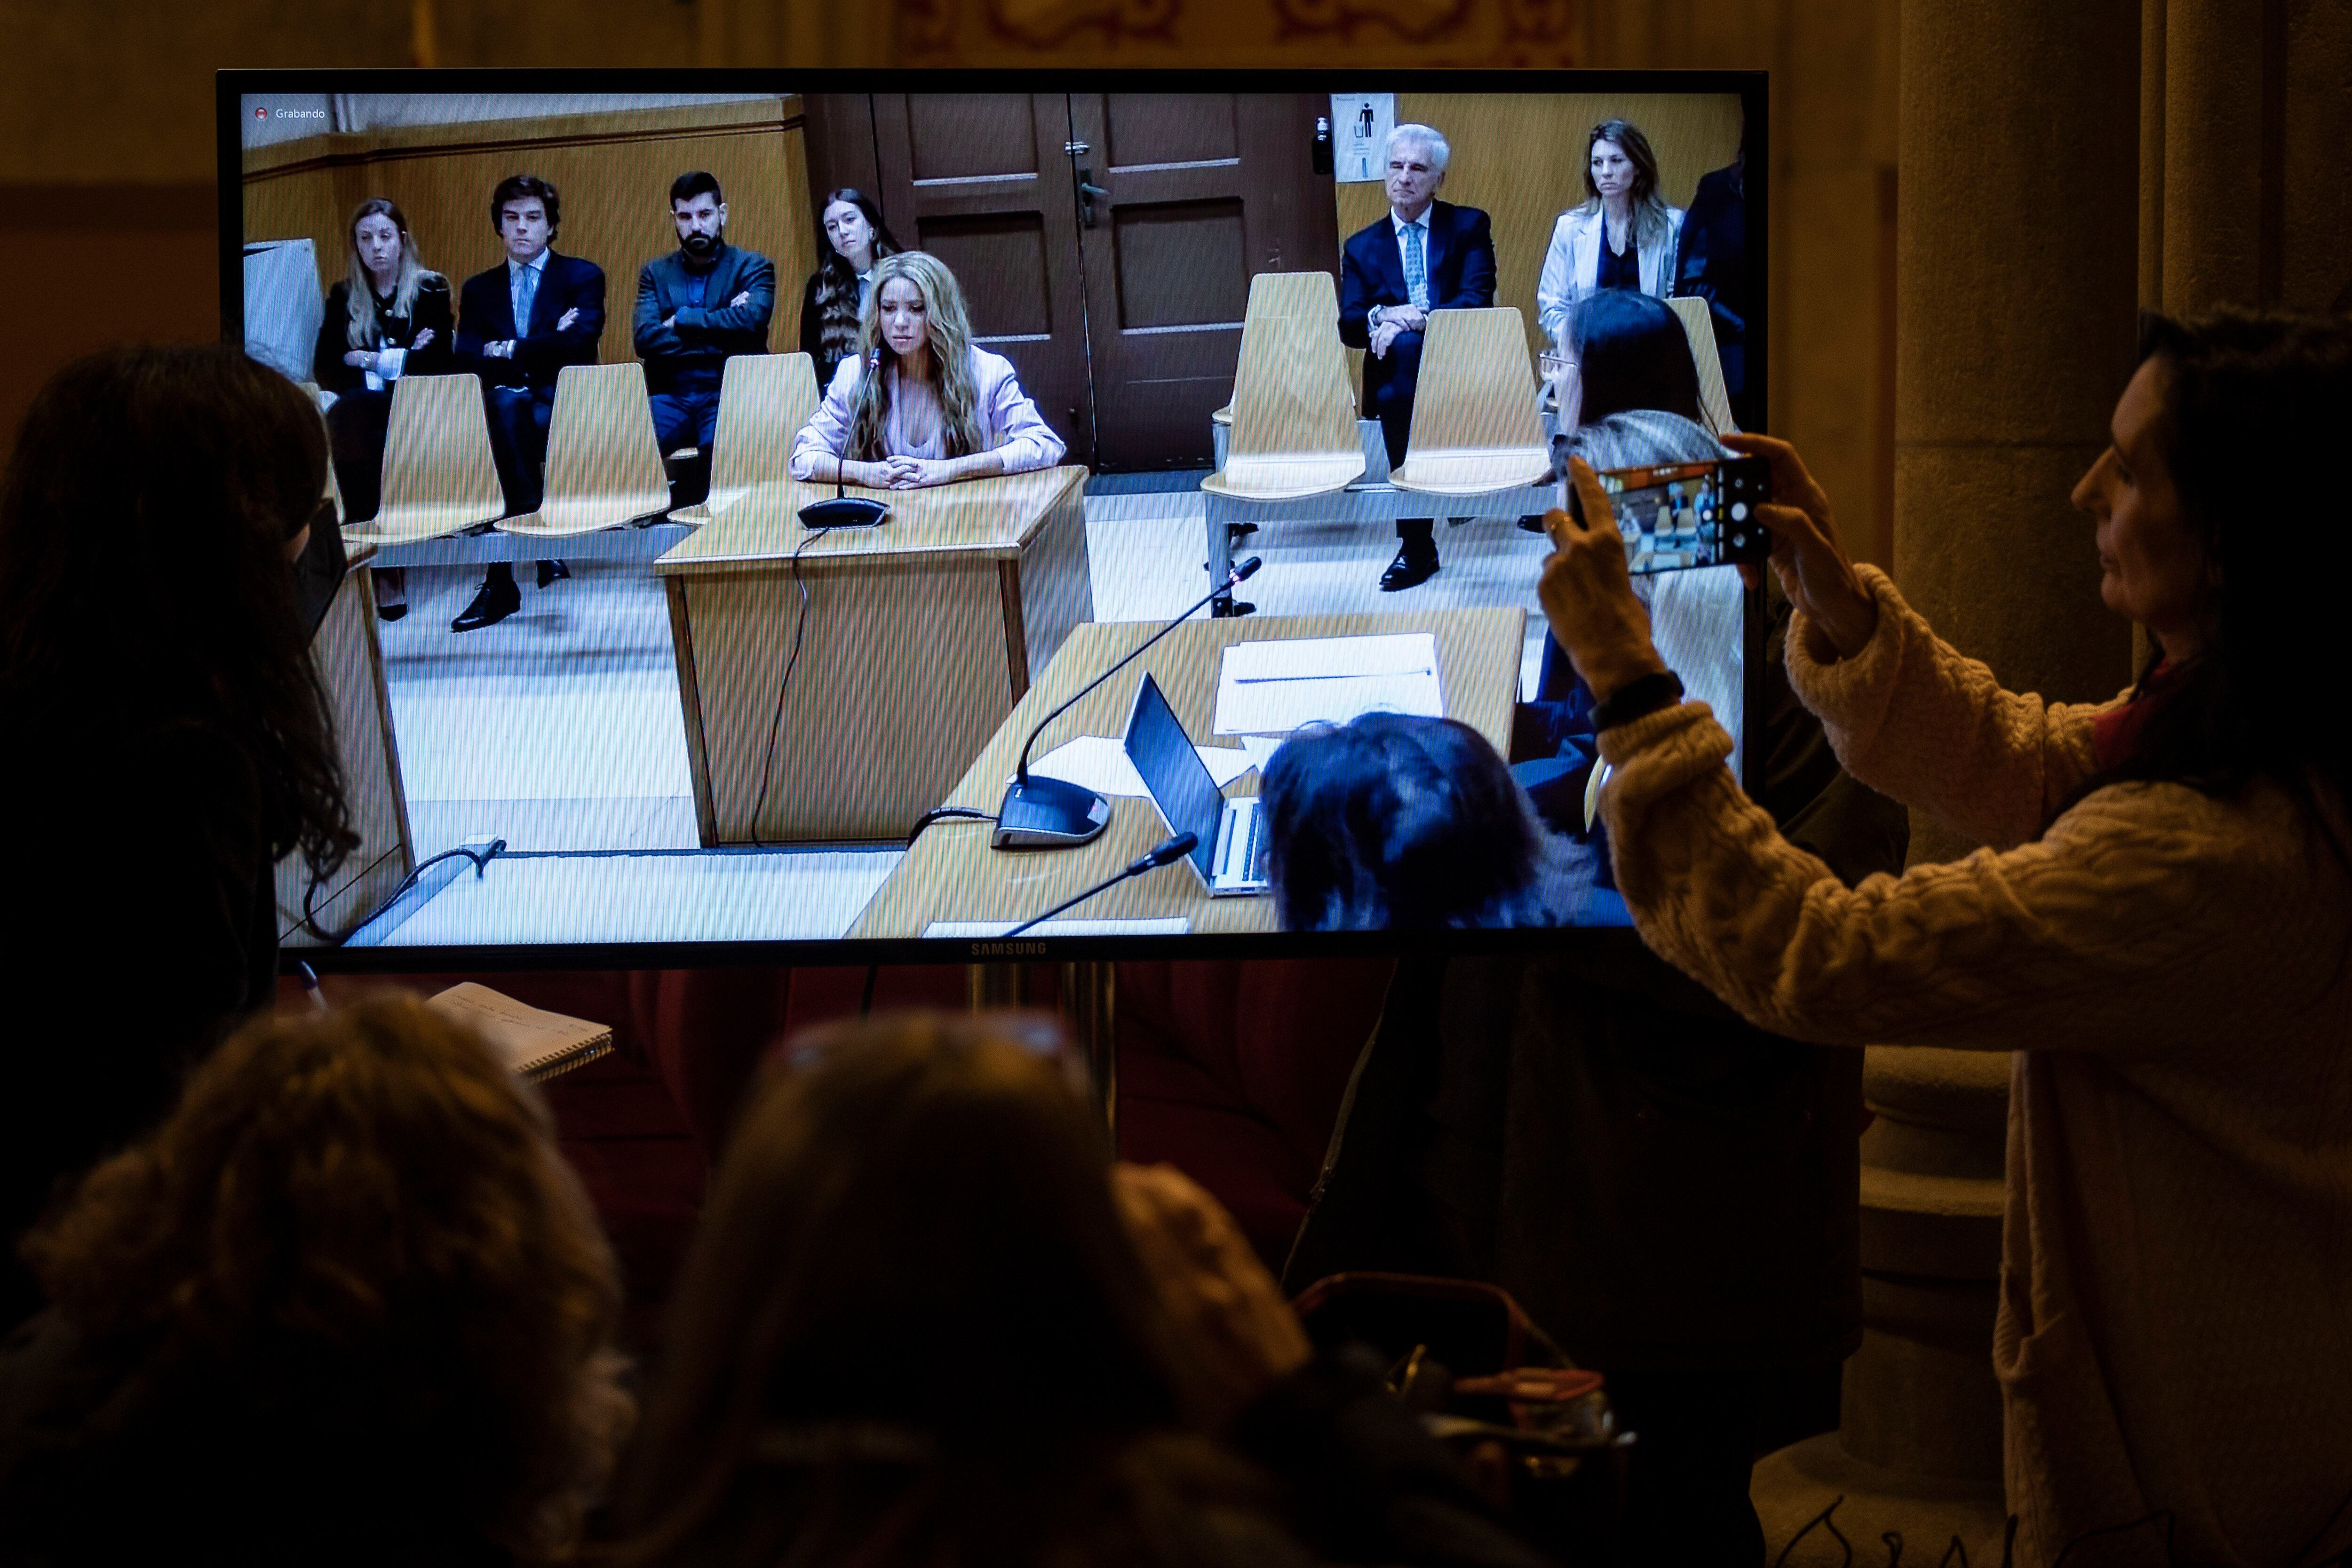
[655, 468, 1091, 844]
[848, 608, 1526, 939]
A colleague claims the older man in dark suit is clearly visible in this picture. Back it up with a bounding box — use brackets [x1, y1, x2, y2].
[1338, 123, 1497, 591]
[450, 173, 605, 632]
[634, 170, 776, 510]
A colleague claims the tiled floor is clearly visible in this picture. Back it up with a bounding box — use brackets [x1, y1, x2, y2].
[372, 488, 1558, 943]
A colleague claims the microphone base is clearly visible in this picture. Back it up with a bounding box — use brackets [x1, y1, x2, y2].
[991, 774, 1112, 851]
[798, 497, 889, 529]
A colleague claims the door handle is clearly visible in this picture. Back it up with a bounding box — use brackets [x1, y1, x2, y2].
[1077, 167, 1111, 229]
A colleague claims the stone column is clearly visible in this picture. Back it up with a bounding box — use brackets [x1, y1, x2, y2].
[2161, 0, 2278, 312]
[1753, 2, 2141, 1560]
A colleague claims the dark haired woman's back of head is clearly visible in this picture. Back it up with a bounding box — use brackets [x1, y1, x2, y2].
[0, 994, 630, 1567]
[1570, 289, 1702, 426]
[0, 343, 358, 1329]
[1261, 713, 1601, 931]
[614, 1012, 1314, 1568]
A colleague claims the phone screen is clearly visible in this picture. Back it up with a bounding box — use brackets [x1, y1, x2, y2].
[1557, 454, 1771, 575]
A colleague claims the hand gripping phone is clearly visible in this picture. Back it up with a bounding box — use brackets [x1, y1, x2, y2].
[1557, 438, 1773, 575]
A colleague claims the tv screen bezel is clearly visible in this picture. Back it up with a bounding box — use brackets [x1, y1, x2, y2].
[220, 65, 1769, 973]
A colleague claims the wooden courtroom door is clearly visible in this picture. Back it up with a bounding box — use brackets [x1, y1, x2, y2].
[1065, 93, 1337, 472]
[831, 92, 1339, 472]
[869, 94, 1100, 469]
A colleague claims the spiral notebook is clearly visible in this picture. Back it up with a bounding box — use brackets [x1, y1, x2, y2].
[426, 983, 613, 1082]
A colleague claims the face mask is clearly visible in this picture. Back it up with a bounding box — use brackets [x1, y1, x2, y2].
[289, 496, 347, 640]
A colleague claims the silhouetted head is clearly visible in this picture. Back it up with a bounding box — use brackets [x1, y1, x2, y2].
[26, 994, 631, 1563]
[1571, 290, 1702, 426]
[1262, 712, 1600, 930]
[615, 1012, 1216, 1563]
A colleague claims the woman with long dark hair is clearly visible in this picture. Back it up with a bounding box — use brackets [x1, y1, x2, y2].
[1536, 118, 1685, 350]
[0, 343, 357, 1327]
[611, 1011, 1548, 1568]
[796, 187, 903, 391]
[1536, 307, 2352, 1563]
[0, 995, 633, 1564]
[789, 250, 1064, 488]
[311, 196, 454, 620]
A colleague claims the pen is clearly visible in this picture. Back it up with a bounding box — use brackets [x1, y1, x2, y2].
[295, 960, 328, 1013]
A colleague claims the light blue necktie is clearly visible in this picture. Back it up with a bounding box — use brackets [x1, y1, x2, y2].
[1402, 221, 1429, 310]
[512, 260, 540, 335]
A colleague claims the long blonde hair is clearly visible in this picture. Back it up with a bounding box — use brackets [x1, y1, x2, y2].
[343, 197, 439, 351]
[844, 251, 986, 462]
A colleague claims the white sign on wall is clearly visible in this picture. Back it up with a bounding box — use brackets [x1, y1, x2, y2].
[1330, 93, 1396, 184]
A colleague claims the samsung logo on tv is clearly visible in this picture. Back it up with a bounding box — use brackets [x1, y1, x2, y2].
[968, 941, 1049, 957]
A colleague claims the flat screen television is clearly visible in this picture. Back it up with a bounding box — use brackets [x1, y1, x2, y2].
[221, 68, 1767, 969]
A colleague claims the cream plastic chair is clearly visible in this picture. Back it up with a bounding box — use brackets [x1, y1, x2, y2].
[1212, 271, 1343, 430]
[1665, 295, 1740, 435]
[340, 373, 506, 545]
[669, 351, 822, 526]
[497, 361, 672, 538]
[1391, 307, 1551, 495]
[1200, 312, 1366, 501]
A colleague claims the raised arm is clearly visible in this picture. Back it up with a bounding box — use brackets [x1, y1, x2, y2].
[1785, 566, 2118, 851]
[1592, 699, 2300, 1059]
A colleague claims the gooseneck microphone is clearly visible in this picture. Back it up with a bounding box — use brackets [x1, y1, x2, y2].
[992, 556, 1263, 850]
[1002, 832, 1200, 936]
[798, 348, 890, 530]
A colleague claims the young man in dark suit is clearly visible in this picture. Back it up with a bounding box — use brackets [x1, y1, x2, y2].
[450, 174, 605, 632]
[1338, 124, 1496, 591]
[633, 170, 777, 510]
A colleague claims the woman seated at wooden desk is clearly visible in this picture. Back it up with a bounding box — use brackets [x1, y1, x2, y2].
[789, 250, 1065, 489]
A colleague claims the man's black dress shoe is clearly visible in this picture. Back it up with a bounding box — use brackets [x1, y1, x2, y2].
[452, 577, 521, 632]
[376, 601, 408, 622]
[536, 559, 572, 589]
[1517, 514, 1549, 533]
[1378, 546, 1439, 592]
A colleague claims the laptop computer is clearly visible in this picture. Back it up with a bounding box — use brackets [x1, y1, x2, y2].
[1122, 671, 1271, 898]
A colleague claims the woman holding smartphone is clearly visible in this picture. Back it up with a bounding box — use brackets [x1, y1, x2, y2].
[1534, 307, 2352, 1565]
[789, 251, 1064, 490]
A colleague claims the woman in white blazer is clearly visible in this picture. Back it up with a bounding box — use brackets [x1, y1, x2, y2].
[1535, 118, 1686, 350]
[790, 250, 1065, 488]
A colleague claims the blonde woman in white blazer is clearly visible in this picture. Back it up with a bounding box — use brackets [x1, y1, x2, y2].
[1535, 118, 1685, 349]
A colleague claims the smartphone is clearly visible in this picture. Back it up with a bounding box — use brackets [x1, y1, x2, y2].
[1557, 445, 1772, 575]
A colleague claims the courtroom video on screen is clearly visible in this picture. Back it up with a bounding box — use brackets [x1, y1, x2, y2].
[236, 80, 1754, 950]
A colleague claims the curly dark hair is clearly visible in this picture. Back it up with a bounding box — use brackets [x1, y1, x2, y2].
[24, 993, 633, 1563]
[2071, 307, 2352, 854]
[0, 342, 357, 877]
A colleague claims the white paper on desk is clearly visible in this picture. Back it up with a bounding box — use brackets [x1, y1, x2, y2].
[1239, 735, 1287, 776]
[925, 918, 1191, 939]
[1213, 634, 1444, 735]
[1021, 735, 1254, 797]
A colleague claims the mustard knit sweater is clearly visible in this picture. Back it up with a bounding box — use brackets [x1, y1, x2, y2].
[1596, 565, 2352, 1567]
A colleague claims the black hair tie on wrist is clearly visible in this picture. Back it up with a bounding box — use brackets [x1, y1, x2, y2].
[1590, 669, 1685, 733]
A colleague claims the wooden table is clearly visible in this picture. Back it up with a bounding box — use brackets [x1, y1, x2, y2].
[847, 608, 1526, 939]
[655, 467, 1091, 844]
